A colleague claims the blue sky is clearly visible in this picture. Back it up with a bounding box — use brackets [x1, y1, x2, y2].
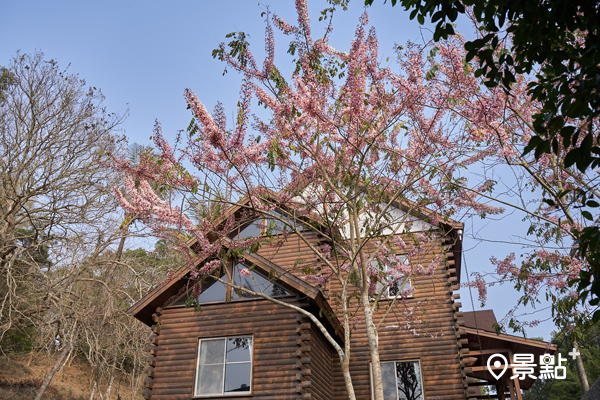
[2, 1, 430, 146]
[2, 0, 558, 340]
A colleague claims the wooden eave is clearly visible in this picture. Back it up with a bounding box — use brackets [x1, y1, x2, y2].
[234, 243, 344, 344]
[465, 327, 557, 351]
[128, 251, 210, 326]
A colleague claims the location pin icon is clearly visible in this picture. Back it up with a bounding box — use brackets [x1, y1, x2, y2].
[487, 353, 509, 380]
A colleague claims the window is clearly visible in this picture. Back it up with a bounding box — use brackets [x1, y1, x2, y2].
[171, 263, 292, 306]
[234, 210, 305, 239]
[232, 263, 293, 299]
[235, 220, 262, 239]
[372, 360, 424, 400]
[263, 210, 305, 234]
[195, 336, 253, 397]
[171, 269, 227, 306]
[374, 255, 412, 299]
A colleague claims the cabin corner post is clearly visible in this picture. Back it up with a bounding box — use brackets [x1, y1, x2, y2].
[444, 235, 470, 399]
[143, 307, 162, 400]
[295, 314, 312, 399]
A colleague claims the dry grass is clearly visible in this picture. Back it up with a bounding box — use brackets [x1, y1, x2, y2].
[0, 353, 144, 400]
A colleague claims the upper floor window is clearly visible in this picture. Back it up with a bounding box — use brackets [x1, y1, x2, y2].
[374, 255, 412, 299]
[171, 263, 293, 306]
[234, 210, 305, 240]
[372, 360, 424, 400]
[195, 336, 253, 396]
[232, 263, 293, 299]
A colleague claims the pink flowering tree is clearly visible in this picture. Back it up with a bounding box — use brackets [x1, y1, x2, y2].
[113, 2, 496, 399]
[420, 35, 599, 335]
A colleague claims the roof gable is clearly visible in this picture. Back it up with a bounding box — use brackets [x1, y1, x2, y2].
[131, 184, 464, 337]
[130, 238, 343, 342]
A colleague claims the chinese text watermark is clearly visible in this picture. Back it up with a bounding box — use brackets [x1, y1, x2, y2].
[486, 347, 579, 380]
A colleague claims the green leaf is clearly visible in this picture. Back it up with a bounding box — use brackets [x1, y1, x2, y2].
[564, 149, 579, 169]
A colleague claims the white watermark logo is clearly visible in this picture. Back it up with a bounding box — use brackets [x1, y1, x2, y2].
[485, 347, 579, 380]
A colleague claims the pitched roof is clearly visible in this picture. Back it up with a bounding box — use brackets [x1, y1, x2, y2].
[131, 184, 464, 337]
[463, 310, 498, 332]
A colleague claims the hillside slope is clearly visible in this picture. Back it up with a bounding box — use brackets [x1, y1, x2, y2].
[0, 353, 144, 400]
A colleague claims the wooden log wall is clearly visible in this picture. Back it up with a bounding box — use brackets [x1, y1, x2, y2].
[327, 232, 468, 400]
[305, 321, 334, 400]
[255, 231, 323, 278]
[140, 227, 468, 399]
[145, 297, 334, 400]
[143, 320, 161, 400]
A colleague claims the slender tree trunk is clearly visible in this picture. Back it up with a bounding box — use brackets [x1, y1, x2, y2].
[362, 292, 384, 400]
[341, 354, 357, 400]
[34, 342, 72, 400]
[104, 347, 118, 400]
[350, 202, 384, 400]
[67, 349, 77, 368]
[104, 370, 115, 400]
[89, 381, 97, 400]
[114, 225, 128, 262]
[573, 340, 590, 394]
[340, 284, 357, 400]
[57, 346, 73, 375]
[27, 349, 35, 367]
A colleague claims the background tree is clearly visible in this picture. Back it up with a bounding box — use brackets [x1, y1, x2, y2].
[523, 324, 600, 400]
[0, 51, 123, 340]
[0, 51, 177, 399]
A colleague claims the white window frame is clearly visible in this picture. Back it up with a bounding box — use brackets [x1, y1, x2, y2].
[370, 359, 425, 400]
[194, 335, 253, 397]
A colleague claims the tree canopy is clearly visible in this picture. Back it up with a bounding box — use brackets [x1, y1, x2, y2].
[112, 1, 510, 398]
[365, 0, 600, 319]
[0, 52, 180, 399]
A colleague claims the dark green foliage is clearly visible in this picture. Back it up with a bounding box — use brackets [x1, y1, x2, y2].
[0, 326, 37, 354]
[523, 325, 600, 399]
[0, 67, 13, 102]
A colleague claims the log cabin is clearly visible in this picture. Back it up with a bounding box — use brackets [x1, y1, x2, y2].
[130, 193, 556, 400]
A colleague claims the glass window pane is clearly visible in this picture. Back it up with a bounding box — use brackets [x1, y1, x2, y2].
[378, 255, 411, 298]
[264, 210, 304, 234]
[197, 278, 226, 303]
[226, 337, 252, 362]
[224, 362, 252, 393]
[381, 361, 398, 400]
[396, 361, 423, 400]
[236, 220, 262, 239]
[389, 276, 411, 297]
[232, 264, 292, 299]
[196, 363, 224, 395]
[199, 339, 225, 365]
